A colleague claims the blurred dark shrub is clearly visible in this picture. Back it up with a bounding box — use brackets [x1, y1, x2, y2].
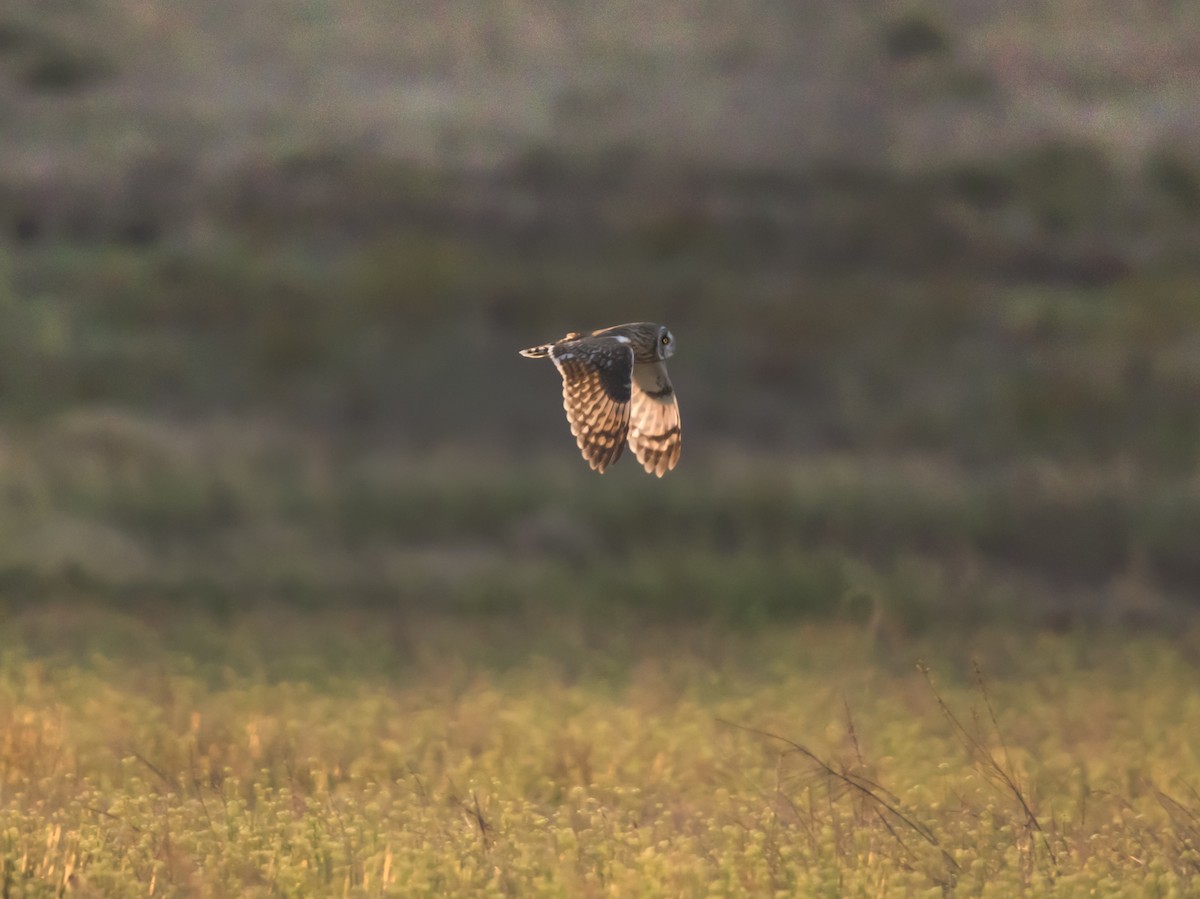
[1146, 149, 1200, 216]
[0, 19, 36, 54]
[21, 40, 113, 92]
[0, 17, 113, 93]
[883, 13, 950, 61]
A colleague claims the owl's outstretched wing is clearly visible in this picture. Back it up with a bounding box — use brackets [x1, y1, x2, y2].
[551, 339, 634, 473]
[628, 361, 681, 477]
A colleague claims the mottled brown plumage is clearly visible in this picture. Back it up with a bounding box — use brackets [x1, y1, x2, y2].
[520, 323, 682, 476]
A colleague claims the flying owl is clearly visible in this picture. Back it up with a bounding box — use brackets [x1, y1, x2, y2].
[519, 322, 681, 476]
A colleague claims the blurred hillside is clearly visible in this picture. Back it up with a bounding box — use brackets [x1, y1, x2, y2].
[4, 1, 1200, 173]
[3, 2, 1200, 628]
[2, 1, 1200, 447]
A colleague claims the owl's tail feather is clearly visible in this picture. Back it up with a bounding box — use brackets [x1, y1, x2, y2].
[519, 344, 553, 358]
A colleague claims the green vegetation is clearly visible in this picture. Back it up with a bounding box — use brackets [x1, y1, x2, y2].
[1, 618, 1198, 896]
[1, 411, 1199, 630]
[6, 166, 1200, 468]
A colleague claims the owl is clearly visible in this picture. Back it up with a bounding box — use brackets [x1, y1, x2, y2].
[520, 322, 682, 476]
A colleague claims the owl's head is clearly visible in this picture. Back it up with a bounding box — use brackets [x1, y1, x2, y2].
[655, 325, 676, 360]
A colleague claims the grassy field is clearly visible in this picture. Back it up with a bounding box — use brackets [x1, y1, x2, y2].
[2, 614, 1199, 896]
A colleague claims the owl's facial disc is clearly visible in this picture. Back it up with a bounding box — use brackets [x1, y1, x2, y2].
[658, 328, 675, 359]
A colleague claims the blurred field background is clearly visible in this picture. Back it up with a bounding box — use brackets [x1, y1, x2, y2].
[4, 1, 1200, 894]
[6, 0, 1200, 627]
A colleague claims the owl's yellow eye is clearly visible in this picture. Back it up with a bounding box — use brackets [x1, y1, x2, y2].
[661, 334, 670, 345]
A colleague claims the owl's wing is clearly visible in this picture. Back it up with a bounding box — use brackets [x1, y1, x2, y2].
[550, 339, 634, 473]
[629, 361, 681, 477]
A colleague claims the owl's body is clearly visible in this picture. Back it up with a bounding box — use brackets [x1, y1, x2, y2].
[520, 322, 682, 476]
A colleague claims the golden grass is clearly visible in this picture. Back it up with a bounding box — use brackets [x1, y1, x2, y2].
[1, 614, 1198, 896]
